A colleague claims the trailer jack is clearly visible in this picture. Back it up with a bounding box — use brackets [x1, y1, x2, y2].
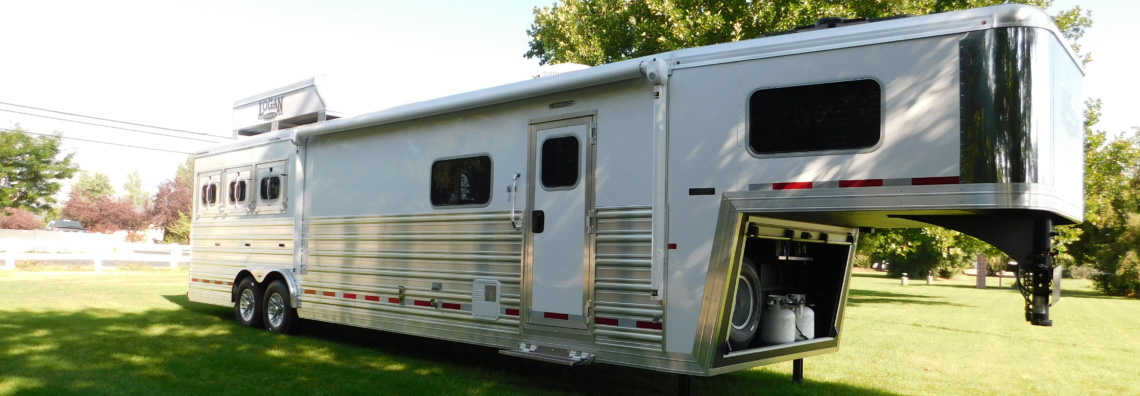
[1017, 217, 1058, 326]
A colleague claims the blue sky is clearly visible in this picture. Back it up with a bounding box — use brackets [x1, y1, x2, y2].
[0, 0, 1132, 195]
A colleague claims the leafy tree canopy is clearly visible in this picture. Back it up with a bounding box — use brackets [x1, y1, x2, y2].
[72, 171, 115, 200]
[124, 170, 149, 206]
[151, 156, 194, 244]
[0, 127, 79, 214]
[1067, 100, 1140, 296]
[0, 208, 42, 230]
[525, 0, 1091, 66]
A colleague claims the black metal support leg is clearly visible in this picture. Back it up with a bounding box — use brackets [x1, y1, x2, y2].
[1027, 216, 1054, 326]
[677, 374, 692, 396]
[793, 358, 804, 384]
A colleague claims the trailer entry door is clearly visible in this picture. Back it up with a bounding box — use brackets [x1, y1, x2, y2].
[525, 115, 595, 331]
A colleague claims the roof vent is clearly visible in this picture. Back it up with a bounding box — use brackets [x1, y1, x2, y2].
[231, 77, 352, 138]
[795, 17, 868, 31]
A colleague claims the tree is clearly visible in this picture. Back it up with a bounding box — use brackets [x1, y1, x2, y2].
[72, 171, 114, 199]
[0, 208, 41, 230]
[859, 227, 1004, 279]
[1067, 100, 1140, 296]
[60, 189, 149, 235]
[0, 127, 79, 214]
[525, 1, 1090, 66]
[124, 170, 150, 206]
[151, 156, 194, 244]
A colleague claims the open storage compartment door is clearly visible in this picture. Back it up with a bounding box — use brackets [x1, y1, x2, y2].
[702, 214, 857, 375]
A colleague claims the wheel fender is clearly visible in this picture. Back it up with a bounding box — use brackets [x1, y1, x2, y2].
[245, 265, 303, 309]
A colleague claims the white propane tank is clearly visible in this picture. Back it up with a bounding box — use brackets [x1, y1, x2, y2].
[787, 294, 815, 341]
[759, 295, 796, 346]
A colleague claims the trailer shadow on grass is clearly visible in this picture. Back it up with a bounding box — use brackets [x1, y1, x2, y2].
[846, 289, 971, 308]
[0, 294, 898, 395]
[147, 294, 900, 395]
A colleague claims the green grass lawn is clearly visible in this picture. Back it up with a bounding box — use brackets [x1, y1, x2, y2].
[1, 269, 1137, 395]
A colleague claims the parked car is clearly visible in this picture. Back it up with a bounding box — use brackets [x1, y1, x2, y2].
[47, 219, 86, 232]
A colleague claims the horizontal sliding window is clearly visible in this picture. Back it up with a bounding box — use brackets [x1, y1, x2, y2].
[749, 79, 882, 154]
[431, 155, 491, 207]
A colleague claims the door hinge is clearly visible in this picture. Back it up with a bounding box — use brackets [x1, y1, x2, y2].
[589, 127, 597, 145]
[587, 210, 598, 234]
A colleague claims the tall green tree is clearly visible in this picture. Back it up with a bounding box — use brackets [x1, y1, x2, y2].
[124, 170, 149, 206]
[72, 171, 114, 199]
[0, 127, 78, 214]
[526, 0, 1090, 66]
[1068, 100, 1140, 296]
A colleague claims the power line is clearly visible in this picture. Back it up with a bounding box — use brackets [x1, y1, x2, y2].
[0, 100, 233, 141]
[0, 107, 226, 144]
[2, 128, 195, 155]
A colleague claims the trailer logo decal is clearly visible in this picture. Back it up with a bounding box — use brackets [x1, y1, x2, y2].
[259, 96, 284, 120]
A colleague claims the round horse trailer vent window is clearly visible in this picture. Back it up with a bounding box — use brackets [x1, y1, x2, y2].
[260, 176, 281, 200]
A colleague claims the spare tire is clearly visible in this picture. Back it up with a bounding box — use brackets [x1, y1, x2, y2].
[728, 257, 762, 350]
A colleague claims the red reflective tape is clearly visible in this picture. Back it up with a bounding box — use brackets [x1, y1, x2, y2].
[322, 291, 336, 297]
[364, 295, 380, 302]
[595, 317, 619, 326]
[442, 302, 461, 310]
[668, 243, 677, 250]
[388, 297, 401, 304]
[303, 289, 316, 295]
[505, 309, 520, 316]
[190, 278, 198, 282]
[343, 293, 357, 299]
[636, 321, 663, 330]
[226, 282, 233, 286]
[544, 312, 569, 320]
[839, 179, 883, 188]
[214, 280, 223, 285]
[912, 176, 960, 185]
[413, 300, 432, 307]
[773, 182, 812, 190]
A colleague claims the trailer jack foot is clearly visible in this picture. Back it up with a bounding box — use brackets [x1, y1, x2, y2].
[793, 358, 804, 384]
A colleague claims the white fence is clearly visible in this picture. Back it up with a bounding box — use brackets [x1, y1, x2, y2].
[0, 230, 190, 271]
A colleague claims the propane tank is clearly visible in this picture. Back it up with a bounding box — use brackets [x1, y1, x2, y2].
[787, 294, 815, 341]
[759, 295, 796, 345]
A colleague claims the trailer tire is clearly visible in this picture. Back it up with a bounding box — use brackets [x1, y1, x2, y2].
[728, 258, 762, 350]
[263, 280, 298, 334]
[234, 277, 264, 329]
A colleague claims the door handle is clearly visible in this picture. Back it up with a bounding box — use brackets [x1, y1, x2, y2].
[532, 210, 545, 233]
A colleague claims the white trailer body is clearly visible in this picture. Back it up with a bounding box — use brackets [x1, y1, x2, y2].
[188, 5, 1083, 376]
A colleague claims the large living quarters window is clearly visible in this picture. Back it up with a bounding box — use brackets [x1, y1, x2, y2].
[431, 155, 491, 207]
[749, 79, 882, 154]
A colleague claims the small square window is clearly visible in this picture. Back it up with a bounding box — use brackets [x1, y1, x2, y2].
[541, 136, 580, 189]
[260, 176, 281, 201]
[229, 180, 247, 203]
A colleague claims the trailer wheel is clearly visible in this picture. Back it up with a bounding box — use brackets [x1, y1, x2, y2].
[263, 280, 298, 334]
[728, 258, 762, 350]
[234, 277, 264, 329]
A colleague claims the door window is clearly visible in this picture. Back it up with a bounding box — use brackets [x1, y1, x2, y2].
[540, 136, 580, 189]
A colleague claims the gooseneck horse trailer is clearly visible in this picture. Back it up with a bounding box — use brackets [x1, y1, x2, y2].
[188, 4, 1083, 380]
